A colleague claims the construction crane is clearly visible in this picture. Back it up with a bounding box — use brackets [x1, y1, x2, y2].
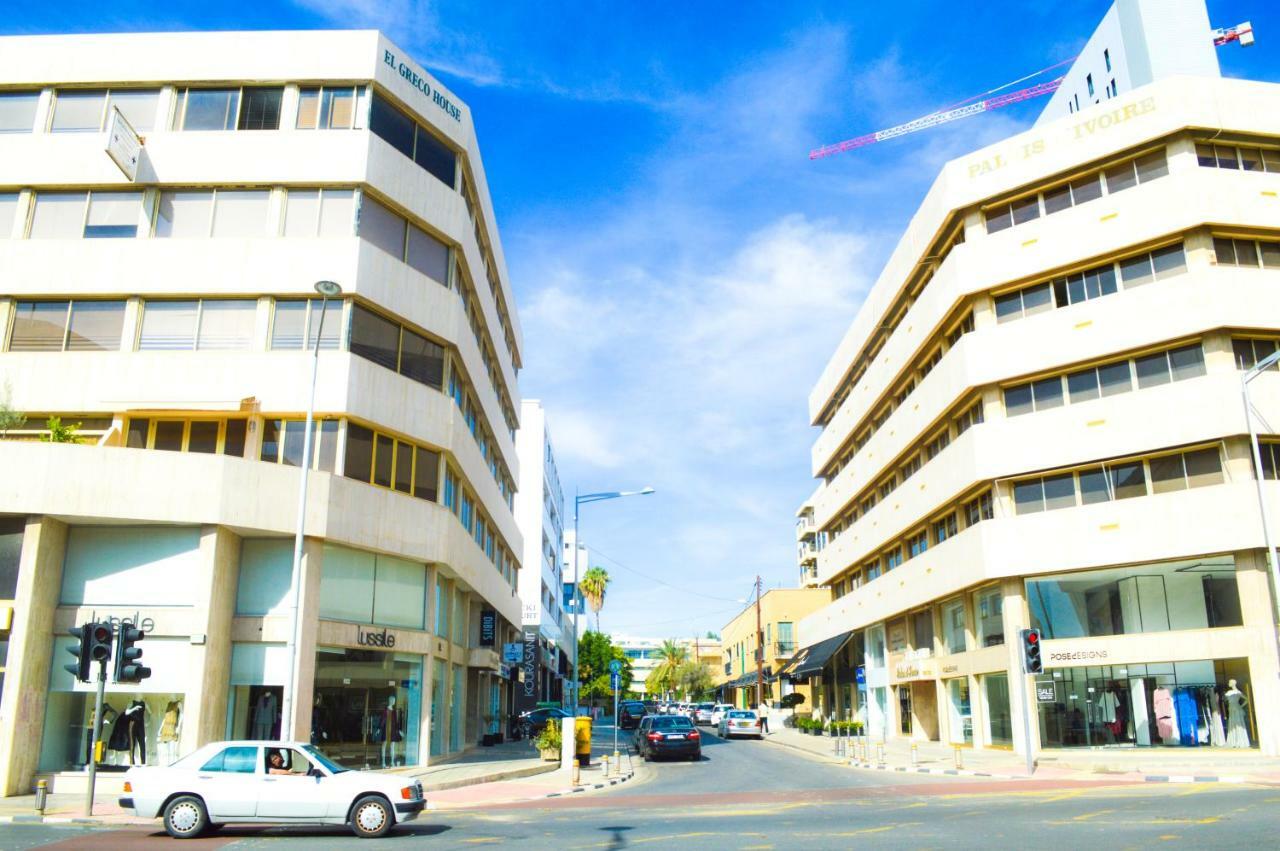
[811, 21, 1256, 161]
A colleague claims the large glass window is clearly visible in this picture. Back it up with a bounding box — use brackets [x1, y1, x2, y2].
[369, 93, 457, 188]
[271, 299, 342, 350]
[319, 544, 426, 629]
[237, 87, 282, 130]
[0, 91, 39, 133]
[84, 192, 142, 238]
[983, 673, 1012, 747]
[974, 587, 1004, 647]
[8, 301, 124, 352]
[296, 86, 364, 130]
[313, 646, 423, 768]
[28, 192, 88, 239]
[138, 300, 256, 351]
[349, 305, 400, 371]
[174, 88, 241, 131]
[358, 197, 407, 259]
[259, 419, 337, 472]
[941, 599, 966, 654]
[50, 90, 107, 132]
[210, 190, 270, 238]
[1027, 556, 1241, 639]
[106, 90, 161, 132]
[284, 189, 355, 238]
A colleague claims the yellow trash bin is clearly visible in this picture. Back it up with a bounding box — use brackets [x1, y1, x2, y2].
[574, 716, 592, 766]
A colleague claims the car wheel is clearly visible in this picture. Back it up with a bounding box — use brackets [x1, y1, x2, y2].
[162, 795, 208, 839]
[349, 794, 394, 839]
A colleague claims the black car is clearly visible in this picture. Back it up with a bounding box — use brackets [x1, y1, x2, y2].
[635, 715, 701, 761]
[517, 707, 570, 739]
[618, 700, 647, 729]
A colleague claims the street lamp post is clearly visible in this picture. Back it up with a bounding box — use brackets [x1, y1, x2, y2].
[281, 280, 342, 741]
[570, 486, 654, 715]
[1241, 348, 1280, 652]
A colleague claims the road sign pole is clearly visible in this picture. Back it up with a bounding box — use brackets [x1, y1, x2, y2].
[613, 684, 619, 765]
[84, 659, 107, 817]
[1019, 647, 1035, 776]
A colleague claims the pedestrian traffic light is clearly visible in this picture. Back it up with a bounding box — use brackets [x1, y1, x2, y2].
[65, 623, 94, 683]
[114, 623, 151, 684]
[1020, 628, 1043, 674]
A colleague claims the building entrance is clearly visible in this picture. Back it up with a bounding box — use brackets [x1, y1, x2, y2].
[312, 646, 423, 768]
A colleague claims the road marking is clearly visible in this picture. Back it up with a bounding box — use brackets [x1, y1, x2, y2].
[1072, 808, 1113, 821]
[461, 838, 504, 844]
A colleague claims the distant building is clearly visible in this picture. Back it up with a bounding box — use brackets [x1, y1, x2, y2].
[617, 636, 723, 698]
[716, 589, 829, 711]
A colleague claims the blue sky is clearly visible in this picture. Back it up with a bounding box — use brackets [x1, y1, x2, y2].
[7, 1, 1276, 638]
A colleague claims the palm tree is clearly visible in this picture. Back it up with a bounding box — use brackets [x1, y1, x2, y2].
[579, 566, 611, 632]
[647, 639, 688, 700]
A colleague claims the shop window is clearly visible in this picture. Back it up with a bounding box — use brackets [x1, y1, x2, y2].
[284, 188, 356, 238]
[941, 599, 966, 654]
[60, 525, 201, 607]
[1027, 556, 1241, 639]
[296, 86, 364, 130]
[313, 646, 422, 768]
[0, 91, 39, 133]
[974, 587, 1004, 647]
[271, 299, 342, 350]
[8, 300, 125, 352]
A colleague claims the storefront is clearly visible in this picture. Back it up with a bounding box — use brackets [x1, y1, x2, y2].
[312, 646, 423, 768]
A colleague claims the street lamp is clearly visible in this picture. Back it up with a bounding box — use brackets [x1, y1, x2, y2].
[570, 486, 654, 715]
[1241, 348, 1280, 643]
[281, 280, 342, 741]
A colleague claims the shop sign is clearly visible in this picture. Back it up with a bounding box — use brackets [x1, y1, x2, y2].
[521, 601, 540, 625]
[1045, 646, 1110, 665]
[479, 609, 497, 647]
[502, 642, 522, 665]
[355, 626, 397, 648]
[1036, 679, 1058, 703]
[521, 628, 538, 700]
[893, 660, 935, 681]
[88, 610, 156, 634]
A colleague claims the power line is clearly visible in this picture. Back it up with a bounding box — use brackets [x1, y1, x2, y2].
[585, 545, 748, 604]
[609, 604, 746, 633]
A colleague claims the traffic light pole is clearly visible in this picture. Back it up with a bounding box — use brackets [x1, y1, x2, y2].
[84, 659, 108, 817]
[1019, 668, 1034, 777]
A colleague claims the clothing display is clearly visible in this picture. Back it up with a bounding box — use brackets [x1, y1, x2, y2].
[1153, 687, 1176, 742]
[85, 704, 119, 765]
[159, 702, 181, 743]
[1225, 687, 1251, 748]
[108, 701, 146, 764]
[252, 692, 278, 740]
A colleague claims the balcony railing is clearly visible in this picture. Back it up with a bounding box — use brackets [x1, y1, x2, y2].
[771, 641, 797, 658]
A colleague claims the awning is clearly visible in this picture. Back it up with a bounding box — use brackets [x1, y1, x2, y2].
[782, 630, 855, 680]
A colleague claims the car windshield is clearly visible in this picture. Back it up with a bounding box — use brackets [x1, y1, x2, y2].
[301, 745, 349, 774]
[727, 711, 757, 719]
[652, 716, 694, 729]
[698, 703, 714, 710]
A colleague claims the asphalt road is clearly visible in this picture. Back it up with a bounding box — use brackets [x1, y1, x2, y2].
[6, 723, 1279, 849]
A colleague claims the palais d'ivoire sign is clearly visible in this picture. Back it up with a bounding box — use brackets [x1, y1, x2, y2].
[383, 49, 462, 122]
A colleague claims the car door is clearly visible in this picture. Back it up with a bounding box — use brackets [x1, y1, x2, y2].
[256, 747, 329, 819]
[195, 745, 261, 820]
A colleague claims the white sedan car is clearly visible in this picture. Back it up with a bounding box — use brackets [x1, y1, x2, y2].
[718, 709, 765, 739]
[709, 704, 733, 726]
[120, 741, 425, 839]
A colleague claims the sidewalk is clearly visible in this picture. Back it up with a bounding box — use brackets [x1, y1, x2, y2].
[764, 726, 1280, 783]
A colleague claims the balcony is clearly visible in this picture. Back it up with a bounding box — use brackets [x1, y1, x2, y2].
[770, 641, 797, 659]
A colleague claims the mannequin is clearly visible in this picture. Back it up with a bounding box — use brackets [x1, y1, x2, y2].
[109, 701, 147, 765]
[1225, 679, 1251, 748]
[311, 694, 330, 745]
[87, 703, 118, 766]
[381, 696, 402, 767]
[158, 700, 182, 764]
[253, 690, 278, 739]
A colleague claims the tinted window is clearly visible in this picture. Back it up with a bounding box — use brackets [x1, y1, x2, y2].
[413, 128, 457, 187]
[238, 87, 282, 130]
[652, 716, 693, 729]
[369, 94, 415, 158]
[349, 305, 400, 371]
[201, 746, 258, 773]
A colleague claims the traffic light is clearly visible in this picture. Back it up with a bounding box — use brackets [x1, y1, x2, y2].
[1020, 628, 1043, 674]
[114, 623, 151, 684]
[65, 623, 94, 682]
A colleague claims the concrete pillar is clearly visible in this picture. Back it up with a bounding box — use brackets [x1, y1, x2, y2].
[282, 538, 324, 743]
[1000, 577, 1039, 757]
[1235, 550, 1280, 756]
[183, 525, 241, 754]
[0, 517, 68, 796]
[419, 565, 437, 766]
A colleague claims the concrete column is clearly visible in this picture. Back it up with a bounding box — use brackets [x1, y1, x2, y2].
[1000, 577, 1039, 757]
[1235, 550, 1280, 756]
[182, 526, 240, 754]
[282, 538, 324, 744]
[419, 565, 437, 766]
[0, 517, 68, 796]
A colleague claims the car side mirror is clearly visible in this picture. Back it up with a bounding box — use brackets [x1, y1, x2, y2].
[309, 767, 324, 779]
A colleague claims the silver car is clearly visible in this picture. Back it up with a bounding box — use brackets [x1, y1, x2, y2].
[718, 709, 764, 739]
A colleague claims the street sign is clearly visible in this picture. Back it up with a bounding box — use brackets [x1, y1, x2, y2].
[854, 665, 867, 686]
[1035, 679, 1057, 703]
[479, 609, 496, 646]
[502, 642, 522, 665]
[610, 672, 621, 692]
[609, 658, 622, 675]
[105, 107, 142, 182]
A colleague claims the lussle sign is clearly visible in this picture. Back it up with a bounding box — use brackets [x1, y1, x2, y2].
[383, 49, 462, 122]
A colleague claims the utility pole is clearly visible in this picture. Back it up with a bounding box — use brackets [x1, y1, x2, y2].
[754, 575, 764, 711]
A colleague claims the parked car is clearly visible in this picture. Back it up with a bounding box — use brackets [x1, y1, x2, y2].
[618, 700, 648, 729]
[718, 709, 764, 740]
[709, 704, 733, 726]
[692, 702, 716, 725]
[120, 741, 424, 839]
[635, 715, 701, 761]
[517, 707, 571, 739]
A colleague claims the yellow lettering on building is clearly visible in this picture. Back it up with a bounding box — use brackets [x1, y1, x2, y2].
[1073, 96, 1156, 139]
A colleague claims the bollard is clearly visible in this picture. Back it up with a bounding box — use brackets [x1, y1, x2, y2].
[954, 745, 963, 770]
[910, 742, 918, 766]
[571, 760, 581, 786]
[602, 755, 609, 777]
[35, 779, 48, 814]
[876, 742, 885, 766]
[613, 750, 621, 776]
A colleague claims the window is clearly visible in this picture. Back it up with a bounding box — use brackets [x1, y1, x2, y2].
[154, 190, 270, 239]
[1051, 264, 1117, 307]
[941, 599, 966, 654]
[974, 587, 1004, 647]
[358, 196, 452, 285]
[1232, 337, 1280, 371]
[1004, 376, 1063, 416]
[238, 87, 283, 130]
[0, 192, 18, 237]
[84, 192, 142, 238]
[29, 191, 142, 239]
[1068, 360, 1131, 403]
[271, 299, 342, 350]
[138, 300, 256, 351]
[369, 93, 457, 188]
[201, 746, 259, 774]
[932, 513, 957, 544]
[173, 87, 283, 131]
[906, 530, 928, 559]
[358, 196, 407, 258]
[911, 609, 934, 653]
[1135, 344, 1205, 388]
[106, 90, 161, 132]
[0, 91, 39, 133]
[965, 491, 993, 526]
[296, 86, 364, 130]
[955, 401, 984, 435]
[1086, 74, 1094, 98]
[284, 189, 356, 238]
[348, 305, 445, 391]
[211, 190, 270, 238]
[28, 192, 86, 239]
[406, 225, 450, 285]
[1196, 143, 1280, 173]
[342, 423, 440, 503]
[414, 447, 440, 501]
[259, 419, 337, 472]
[1150, 448, 1224, 494]
[8, 301, 125, 352]
[1216, 237, 1280, 269]
[50, 90, 107, 132]
[994, 282, 1052, 323]
[1013, 472, 1076, 515]
[989, 151, 1166, 232]
[343, 424, 374, 482]
[1104, 49, 1111, 72]
[127, 417, 249, 456]
[883, 546, 903, 572]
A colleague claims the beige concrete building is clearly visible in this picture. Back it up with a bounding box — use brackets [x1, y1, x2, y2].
[0, 30, 527, 795]
[794, 4, 1280, 758]
[717, 589, 828, 710]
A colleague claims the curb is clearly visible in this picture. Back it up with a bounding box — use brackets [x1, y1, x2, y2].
[418, 761, 558, 793]
[0, 814, 146, 826]
[426, 767, 637, 810]
[543, 769, 635, 798]
[1143, 775, 1247, 783]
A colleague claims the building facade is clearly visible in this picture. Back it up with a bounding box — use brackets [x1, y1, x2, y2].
[618, 636, 721, 698]
[514, 400, 568, 709]
[0, 30, 527, 795]
[717, 589, 828, 710]
[794, 8, 1280, 757]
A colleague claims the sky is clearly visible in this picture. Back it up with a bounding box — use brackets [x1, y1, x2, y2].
[6, 1, 1276, 639]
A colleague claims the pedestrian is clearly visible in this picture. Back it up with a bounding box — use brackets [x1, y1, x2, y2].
[758, 706, 769, 735]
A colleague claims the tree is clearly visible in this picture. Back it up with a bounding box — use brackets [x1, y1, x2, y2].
[704, 631, 720, 640]
[0, 381, 25, 439]
[647, 639, 688, 699]
[41, 416, 81, 444]
[578, 566, 611, 632]
[676, 660, 714, 701]
[576, 630, 632, 708]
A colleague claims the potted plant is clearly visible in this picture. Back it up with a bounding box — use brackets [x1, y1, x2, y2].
[481, 714, 497, 746]
[532, 719, 562, 762]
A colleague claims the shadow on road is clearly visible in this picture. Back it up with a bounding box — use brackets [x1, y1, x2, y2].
[599, 824, 634, 849]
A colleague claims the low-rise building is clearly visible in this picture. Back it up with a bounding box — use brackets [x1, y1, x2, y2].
[717, 589, 829, 711]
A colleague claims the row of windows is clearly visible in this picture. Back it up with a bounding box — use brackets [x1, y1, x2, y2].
[1003, 342, 1206, 416]
[984, 150, 1167, 234]
[829, 491, 994, 599]
[1195, 142, 1280, 174]
[3, 296, 515, 504]
[994, 242, 1186, 323]
[822, 310, 974, 482]
[1012, 446, 1224, 515]
[1214, 237, 1280, 270]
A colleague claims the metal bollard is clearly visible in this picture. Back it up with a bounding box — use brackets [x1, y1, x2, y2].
[35, 779, 48, 814]
[876, 742, 886, 766]
[571, 761, 581, 786]
[602, 755, 609, 777]
[954, 746, 963, 770]
[910, 742, 918, 766]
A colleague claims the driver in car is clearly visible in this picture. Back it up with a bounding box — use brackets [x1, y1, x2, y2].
[267, 749, 306, 775]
